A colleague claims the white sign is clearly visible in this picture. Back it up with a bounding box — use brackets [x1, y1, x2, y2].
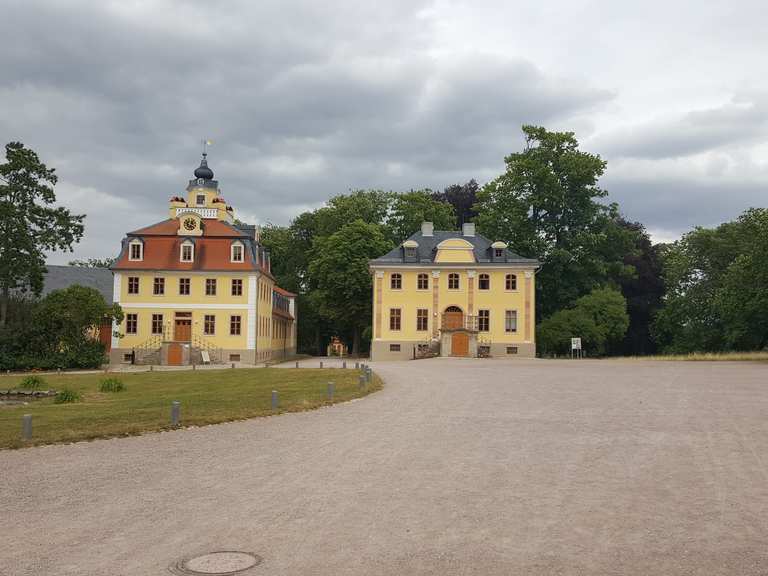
[571, 337, 582, 350]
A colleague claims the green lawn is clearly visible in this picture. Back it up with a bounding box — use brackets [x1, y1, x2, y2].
[615, 351, 768, 362]
[0, 368, 381, 450]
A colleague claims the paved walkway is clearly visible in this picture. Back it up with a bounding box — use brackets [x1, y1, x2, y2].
[3, 358, 768, 575]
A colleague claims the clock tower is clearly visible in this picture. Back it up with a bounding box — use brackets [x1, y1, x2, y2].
[168, 153, 235, 222]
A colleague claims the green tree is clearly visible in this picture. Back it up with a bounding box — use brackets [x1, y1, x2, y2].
[0, 142, 84, 326]
[0, 285, 122, 370]
[475, 126, 635, 319]
[387, 190, 456, 242]
[537, 287, 629, 356]
[651, 210, 763, 353]
[68, 258, 116, 268]
[308, 220, 392, 355]
[314, 190, 392, 237]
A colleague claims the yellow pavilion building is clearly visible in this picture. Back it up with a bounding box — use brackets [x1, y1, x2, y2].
[109, 154, 296, 366]
[369, 222, 539, 360]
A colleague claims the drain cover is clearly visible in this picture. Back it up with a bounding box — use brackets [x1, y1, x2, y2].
[171, 551, 262, 575]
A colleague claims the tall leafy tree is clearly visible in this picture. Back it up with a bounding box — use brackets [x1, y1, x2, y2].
[0, 142, 84, 326]
[654, 208, 768, 353]
[387, 190, 456, 242]
[308, 220, 392, 355]
[432, 179, 479, 227]
[475, 126, 635, 318]
[612, 219, 665, 355]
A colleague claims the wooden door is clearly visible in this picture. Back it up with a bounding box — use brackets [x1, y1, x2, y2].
[174, 318, 191, 341]
[452, 332, 469, 357]
[167, 343, 183, 366]
[444, 309, 463, 330]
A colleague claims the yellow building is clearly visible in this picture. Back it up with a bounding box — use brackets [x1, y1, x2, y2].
[109, 154, 296, 365]
[369, 222, 539, 360]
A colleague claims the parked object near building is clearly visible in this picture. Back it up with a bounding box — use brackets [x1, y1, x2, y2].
[369, 222, 539, 360]
[109, 154, 297, 366]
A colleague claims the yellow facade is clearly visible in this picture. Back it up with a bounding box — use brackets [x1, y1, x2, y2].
[369, 222, 539, 360]
[110, 154, 296, 365]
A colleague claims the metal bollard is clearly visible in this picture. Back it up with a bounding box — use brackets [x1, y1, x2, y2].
[295, 361, 299, 368]
[355, 362, 359, 370]
[231, 362, 235, 369]
[320, 361, 323, 369]
[343, 361, 346, 369]
[271, 390, 278, 410]
[22, 414, 32, 441]
[171, 401, 180, 427]
[192, 363, 196, 371]
[149, 365, 154, 372]
[327, 381, 335, 400]
[358, 374, 366, 390]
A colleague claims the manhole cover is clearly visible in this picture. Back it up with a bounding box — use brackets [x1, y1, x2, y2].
[170, 551, 262, 575]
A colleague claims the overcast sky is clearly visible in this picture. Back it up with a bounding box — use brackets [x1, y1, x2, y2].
[1, 0, 766, 263]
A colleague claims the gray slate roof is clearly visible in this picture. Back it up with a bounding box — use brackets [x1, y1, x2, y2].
[42, 265, 114, 304]
[370, 230, 539, 266]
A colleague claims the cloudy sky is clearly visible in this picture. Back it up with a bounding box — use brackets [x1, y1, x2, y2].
[1, 0, 766, 263]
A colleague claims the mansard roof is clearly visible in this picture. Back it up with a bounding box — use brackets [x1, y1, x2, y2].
[370, 229, 539, 266]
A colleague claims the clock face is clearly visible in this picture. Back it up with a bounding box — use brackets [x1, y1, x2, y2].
[183, 218, 197, 231]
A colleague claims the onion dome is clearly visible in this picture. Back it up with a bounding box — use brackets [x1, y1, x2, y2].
[194, 153, 214, 180]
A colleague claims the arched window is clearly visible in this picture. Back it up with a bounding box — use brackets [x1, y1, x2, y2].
[506, 274, 517, 291]
[478, 273, 490, 290]
[448, 273, 460, 290]
[417, 273, 429, 290]
[390, 273, 402, 290]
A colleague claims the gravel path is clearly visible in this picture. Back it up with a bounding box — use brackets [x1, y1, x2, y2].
[2, 358, 768, 575]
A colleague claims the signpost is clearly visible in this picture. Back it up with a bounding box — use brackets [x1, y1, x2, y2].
[571, 337, 582, 359]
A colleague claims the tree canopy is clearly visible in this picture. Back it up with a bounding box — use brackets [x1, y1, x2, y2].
[0, 142, 84, 326]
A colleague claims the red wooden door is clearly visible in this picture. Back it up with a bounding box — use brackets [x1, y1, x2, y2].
[167, 343, 183, 366]
[452, 332, 469, 357]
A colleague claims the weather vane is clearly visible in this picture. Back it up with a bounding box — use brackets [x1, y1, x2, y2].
[201, 138, 213, 156]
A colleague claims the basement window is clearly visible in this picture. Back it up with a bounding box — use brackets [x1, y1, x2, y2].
[389, 344, 401, 352]
[229, 354, 241, 362]
[506, 346, 518, 355]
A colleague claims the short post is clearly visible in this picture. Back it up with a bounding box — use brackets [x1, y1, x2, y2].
[358, 374, 366, 390]
[192, 363, 196, 371]
[231, 362, 235, 369]
[320, 361, 323, 369]
[355, 362, 359, 370]
[327, 381, 335, 400]
[343, 360, 347, 369]
[271, 390, 278, 410]
[22, 414, 32, 441]
[295, 360, 299, 368]
[149, 365, 154, 372]
[366, 367, 372, 383]
[171, 401, 180, 427]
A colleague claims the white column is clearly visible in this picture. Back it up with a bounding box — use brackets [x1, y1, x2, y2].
[111, 273, 121, 348]
[247, 274, 258, 350]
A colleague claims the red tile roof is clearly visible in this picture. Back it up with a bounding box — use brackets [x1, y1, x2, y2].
[113, 236, 259, 271]
[129, 219, 246, 238]
[273, 286, 297, 298]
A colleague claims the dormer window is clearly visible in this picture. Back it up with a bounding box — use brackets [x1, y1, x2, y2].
[196, 194, 206, 206]
[494, 248, 503, 258]
[128, 240, 143, 261]
[231, 242, 244, 263]
[405, 247, 417, 259]
[180, 240, 194, 262]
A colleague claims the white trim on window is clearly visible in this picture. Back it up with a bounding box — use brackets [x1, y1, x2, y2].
[231, 241, 244, 263]
[128, 240, 143, 261]
[180, 240, 194, 262]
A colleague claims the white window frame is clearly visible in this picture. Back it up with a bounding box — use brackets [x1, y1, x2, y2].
[180, 241, 194, 263]
[231, 242, 244, 263]
[505, 309, 518, 333]
[128, 240, 143, 261]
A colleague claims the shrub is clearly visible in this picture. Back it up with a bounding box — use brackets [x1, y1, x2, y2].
[20, 375, 46, 390]
[99, 378, 125, 393]
[54, 388, 82, 403]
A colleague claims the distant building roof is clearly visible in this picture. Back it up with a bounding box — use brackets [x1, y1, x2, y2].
[370, 228, 540, 266]
[42, 265, 114, 304]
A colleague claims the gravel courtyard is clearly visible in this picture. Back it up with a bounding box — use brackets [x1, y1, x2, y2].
[3, 358, 768, 575]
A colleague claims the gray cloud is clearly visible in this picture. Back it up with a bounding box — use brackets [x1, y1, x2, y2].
[0, 0, 766, 261]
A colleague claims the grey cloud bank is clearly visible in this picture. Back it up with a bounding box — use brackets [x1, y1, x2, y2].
[0, 0, 765, 262]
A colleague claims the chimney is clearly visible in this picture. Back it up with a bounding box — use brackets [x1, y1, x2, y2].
[462, 222, 476, 237]
[421, 221, 434, 237]
[265, 249, 271, 273]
